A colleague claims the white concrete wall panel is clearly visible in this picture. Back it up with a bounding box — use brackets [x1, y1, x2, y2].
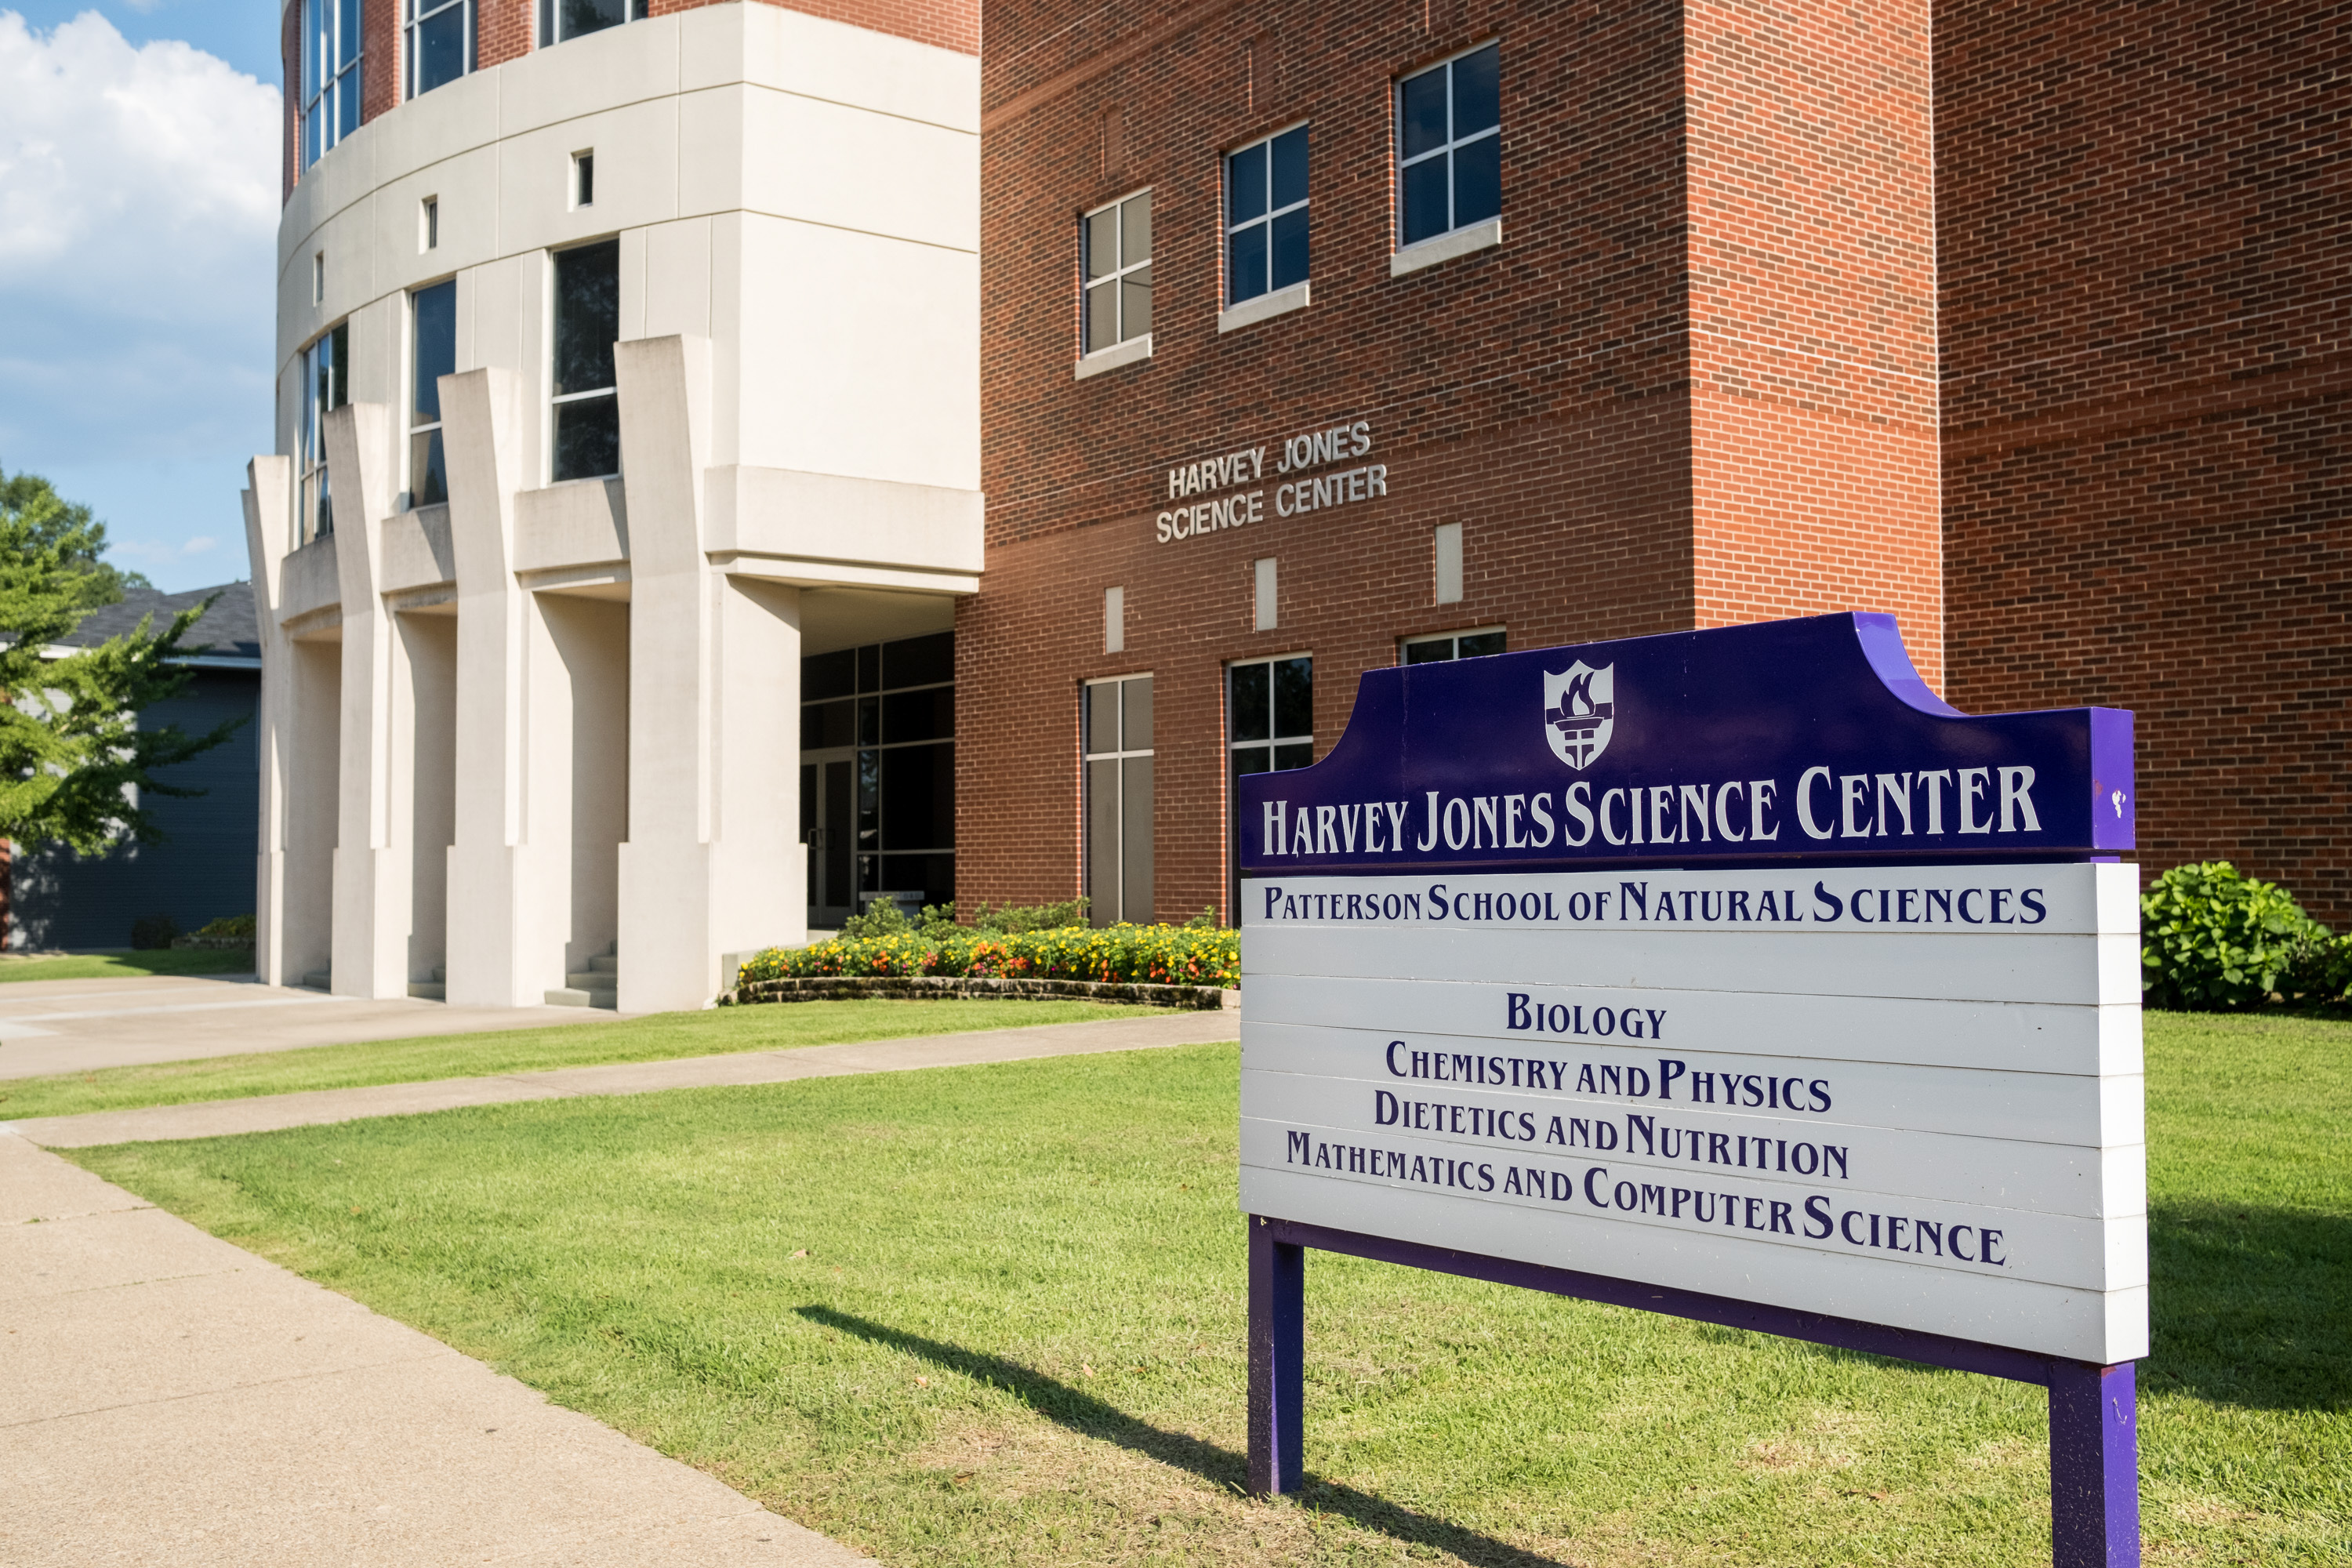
[722, 2, 980, 134]
[735, 216, 979, 487]
[642, 220, 714, 342]
[732, 88, 979, 252]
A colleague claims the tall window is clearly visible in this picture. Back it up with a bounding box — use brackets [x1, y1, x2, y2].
[800, 633, 956, 921]
[1226, 125, 1308, 305]
[301, 0, 362, 171]
[410, 281, 456, 508]
[299, 322, 349, 542]
[1397, 43, 1501, 247]
[541, 0, 648, 46]
[406, 0, 470, 98]
[1082, 191, 1152, 354]
[1083, 676, 1152, 926]
[1229, 655, 1312, 916]
[551, 240, 620, 482]
[1402, 628, 1505, 664]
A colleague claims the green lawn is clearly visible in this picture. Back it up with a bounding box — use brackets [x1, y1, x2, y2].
[0, 1000, 1160, 1120]
[0, 948, 255, 983]
[71, 1014, 2348, 1566]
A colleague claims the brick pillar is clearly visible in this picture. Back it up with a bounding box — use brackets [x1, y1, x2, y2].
[1682, 0, 1944, 687]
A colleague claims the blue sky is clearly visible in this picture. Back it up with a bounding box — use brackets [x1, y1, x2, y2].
[1, 4, 282, 591]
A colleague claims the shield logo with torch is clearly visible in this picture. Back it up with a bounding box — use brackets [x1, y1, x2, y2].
[1543, 662, 1616, 770]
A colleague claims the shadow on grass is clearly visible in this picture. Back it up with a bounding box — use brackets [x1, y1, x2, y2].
[2150, 1203, 2351, 1412]
[797, 1305, 1571, 1568]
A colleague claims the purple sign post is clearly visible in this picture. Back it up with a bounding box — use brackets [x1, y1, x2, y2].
[1236, 614, 2142, 1566]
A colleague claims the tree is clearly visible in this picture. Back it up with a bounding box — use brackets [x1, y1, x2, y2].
[0, 468, 238, 855]
[1, 470, 153, 607]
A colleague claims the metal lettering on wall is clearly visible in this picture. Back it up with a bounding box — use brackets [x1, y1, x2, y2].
[1155, 419, 1390, 544]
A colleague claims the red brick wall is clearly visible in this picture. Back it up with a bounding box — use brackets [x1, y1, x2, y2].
[1684, 0, 1943, 684]
[967, 0, 1942, 923]
[363, 0, 401, 122]
[1936, 0, 2352, 922]
[477, 0, 535, 68]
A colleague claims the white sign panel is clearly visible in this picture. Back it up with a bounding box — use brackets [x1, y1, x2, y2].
[1238, 862, 2148, 1363]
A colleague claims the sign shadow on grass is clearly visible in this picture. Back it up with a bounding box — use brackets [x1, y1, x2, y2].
[794, 1305, 1575, 1568]
[2149, 1202, 2351, 1412]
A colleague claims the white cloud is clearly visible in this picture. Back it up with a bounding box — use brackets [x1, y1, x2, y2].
[0, 11, 278, 482]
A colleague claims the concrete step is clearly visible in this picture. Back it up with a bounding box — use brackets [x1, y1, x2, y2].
[299, 971, 331, 992]
[431, 966, 446, 983]
[408, 982, 446, 1000]
[587, 954, 618, 975]
[564, 970, 619, 991]
[544, 986, 618, 1010]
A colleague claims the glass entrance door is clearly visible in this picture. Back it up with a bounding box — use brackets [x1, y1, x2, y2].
[802, 753, 856, 930]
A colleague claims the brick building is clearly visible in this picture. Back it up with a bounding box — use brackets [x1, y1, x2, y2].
[963, 0, 2350, 927]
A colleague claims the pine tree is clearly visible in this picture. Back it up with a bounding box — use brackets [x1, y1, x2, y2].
[0, 469, 239, 855]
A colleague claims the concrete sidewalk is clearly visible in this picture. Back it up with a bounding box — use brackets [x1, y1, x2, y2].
[11, 1007, 1241, 1149]
[0, 1130, 871, 1566]
[0, 973, 619, 1080]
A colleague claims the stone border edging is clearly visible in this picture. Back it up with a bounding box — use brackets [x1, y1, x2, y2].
[725, 975, 1239, 1010]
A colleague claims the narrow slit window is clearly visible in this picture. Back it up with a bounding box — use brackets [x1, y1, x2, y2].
[299, 321, 350, 542]
[410, 281, 456, 508]
[422, 198, 440, 251]
[550, 239, 621, 481]
[573, 152, 595, 209]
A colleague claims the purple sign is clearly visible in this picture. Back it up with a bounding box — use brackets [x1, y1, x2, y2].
[1239, 614, 2134, 873]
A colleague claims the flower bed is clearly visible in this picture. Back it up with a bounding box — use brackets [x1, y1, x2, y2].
[732, 921, 1239, 996]
[726, 975, 1236, 1009]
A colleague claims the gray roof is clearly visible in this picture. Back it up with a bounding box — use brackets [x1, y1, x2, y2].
[59, 583, 261, 663]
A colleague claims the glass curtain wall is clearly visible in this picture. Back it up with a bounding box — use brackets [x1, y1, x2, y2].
[800, 632, 955, 921]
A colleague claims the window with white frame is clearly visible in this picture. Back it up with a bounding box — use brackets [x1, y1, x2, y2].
[1226, 125, 1308, 305]
[1083, 676, 1153, 926]
[1081, 191, 1152, 355]
[406, 0, 471, 99]
[300, 0, 361, 172]
[410, 281, 456, 508]
[299, 322, 349, 542]
[1396, 42, 1501, 248]
[1401, 627, 1505, 664]
[541, 0, 648, 47]
[1228, 654, 1312, 916]
[550, 240, 620, 482]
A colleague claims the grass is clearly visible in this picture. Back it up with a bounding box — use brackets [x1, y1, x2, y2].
[71, 1013, 2349, 1566]
[0, 948, 255, 983]
[0, 999, 1160, 1120]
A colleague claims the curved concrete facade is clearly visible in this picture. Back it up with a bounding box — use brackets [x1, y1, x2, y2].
[244, 1, 981, 1012]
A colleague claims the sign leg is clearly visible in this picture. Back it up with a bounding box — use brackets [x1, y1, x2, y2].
[1246, 1218, 1305, 1496]
[2049, 1359, 2139, 1567]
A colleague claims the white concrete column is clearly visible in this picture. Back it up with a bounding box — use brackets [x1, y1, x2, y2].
[439, 367, 543, 1005]
[613, 334, 804, 1012]
[322, 403, 408, 999]
[239, 456, 296, 987]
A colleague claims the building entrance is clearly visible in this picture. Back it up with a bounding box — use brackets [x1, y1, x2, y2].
[801, 753, 857, 930]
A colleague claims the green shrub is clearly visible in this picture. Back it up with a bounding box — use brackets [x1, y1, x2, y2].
[2283, 931, 2352, 1010]
[2140, 861, 2327, 1011]
[129, 913, 177, 950]
[738, 919, 1239, 990]
[191, 913, 256, 941]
